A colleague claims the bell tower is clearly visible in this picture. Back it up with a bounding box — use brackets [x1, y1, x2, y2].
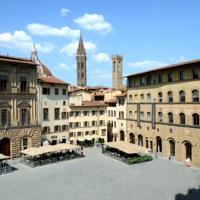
[112, 55, 123, 89]
[76, 33, 87, 87]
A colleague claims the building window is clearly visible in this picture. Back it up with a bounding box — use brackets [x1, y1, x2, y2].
[129, 111, 132, 119]
[55, 88, 59, 95]
[147, 112, 151, 121]
[140, 77, 145, 86]
[140, 112, 144, 120]
[92, 111, 96, 116]
[42, 88, 50, 95]
[20, 76, 27, 92]
[192, 113, 199, 126]
[75, 122, 80, 128]
[43, 108, 49, 121]
[129, 95, 133, 103]
[147, 94, 151, 103]
[63, 101, 66, 106]
[158, 74, 162, 83]
[54, 108, 60, 120]
[21, 138, 28, 150]
[63, 89, 66, 95]
[100, 120, 104, 126]
[83, 111, 89, 116]
[141, 94, 144, 103]
[158, 92, 162, 103]
[180, 113, 185, 125]
[168, 91, 173, 102]
[146, 76, 151, 85]
[168, 112, 173, 123]
[92, 121, 96, 126]
[0, 109, 10, 127]
[168, 72, 173, 82]
[0, 75, 8, 92]
[62, 125, 67, 131]
[84, 121, 89, 127]
[54, 125, 61, 132]
[69, 122, 73, 128]
[119, 99, 124, 105]
[192, 90, 199, 102]
[99, 110, 104, 115]
[192, 68, 199, 79]
[158, 112, 162, 122]
[62, 112, 67, 119]
[179, 71, 184, 80]
[20, 109, 29, 125]
[70, 112, 73, 117]
[42, 126, 50, 134]
[179, 90, 185, 102]
[75, 111, 80, 117]
[119, 111, 124, 119]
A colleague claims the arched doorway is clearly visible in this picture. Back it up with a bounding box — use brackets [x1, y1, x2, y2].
[129, 133, 135, 144]
[0, 138, 10, 156]
[169, 140, 175, 156]
[138, 134, 143, 146]
[120, 131, 125, 141]
[185, 142, 192, 160]
[156, 136, 162, 153]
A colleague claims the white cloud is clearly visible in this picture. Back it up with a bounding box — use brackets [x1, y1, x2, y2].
[94, 53, 110, 62]
[27, 23, 80, 38]
[60, 8, 69, 16]
[74, 13, 112, 34]
[128, 60, 168, 68]
[55, 63, 70, 70]
[0, 30, 54, 53]
[60, 41, 97, 56]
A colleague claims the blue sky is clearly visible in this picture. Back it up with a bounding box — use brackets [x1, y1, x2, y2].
[0, 0, 200, 86]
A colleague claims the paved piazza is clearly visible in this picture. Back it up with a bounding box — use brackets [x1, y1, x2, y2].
[0, 147, 200, 200]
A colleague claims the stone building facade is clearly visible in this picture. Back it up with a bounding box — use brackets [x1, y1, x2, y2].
[0, 55, 41, 157]
[126, 59, 200, 166]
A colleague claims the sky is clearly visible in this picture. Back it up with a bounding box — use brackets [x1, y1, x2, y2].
[0, 0, 200, 86]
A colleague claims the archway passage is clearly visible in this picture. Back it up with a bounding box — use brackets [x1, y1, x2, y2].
[129, 133, 135, 144]
[156, 136, 162, 153]
[120, 131, 125, 141]
[138, 134, 143, 146]
[185, 142, 192, 160]
[0, 138, 10, 156]
[169, 140, 175, 156]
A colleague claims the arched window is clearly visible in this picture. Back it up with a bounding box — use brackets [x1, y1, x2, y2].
[158, 112, 163, 122]
[129, 95, 133, 103]
[140, 111, 144, 120]
[129, 111, 132, 119]
[140, 94, 144, 103]
[0, 109, 11, 127]
[81, 62, 84, 69]
[192, 113, 199, 126]
[179, 113, 185, 125]
[81, 72, 84, 78]
[192, 90, 199, 102]
[168, 112, 173, 123]
[158, 92, 162, 103]
[147, 93, 151, 102]
[168, 91, 173, 102]
[179, 90, 185, 102]
[20, 109, 30, 126]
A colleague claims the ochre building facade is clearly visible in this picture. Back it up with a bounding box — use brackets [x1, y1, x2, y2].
[126, 59, 200, 166]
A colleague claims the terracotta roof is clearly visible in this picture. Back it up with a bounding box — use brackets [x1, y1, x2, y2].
[125, 59, 200, 78]
[0, 54, 37, 65]
[38, 76, 69, 85]
[70, 101, 107, 107]
[115, 92, 127, 97]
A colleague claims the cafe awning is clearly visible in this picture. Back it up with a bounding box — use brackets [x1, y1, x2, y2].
[0, 154, 10, 161]
[105, 141, 149, 154]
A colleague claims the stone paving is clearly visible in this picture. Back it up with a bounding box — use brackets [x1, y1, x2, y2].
[0, 147, 200, 200]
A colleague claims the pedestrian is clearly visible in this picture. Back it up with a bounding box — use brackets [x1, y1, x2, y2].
[155, 153, 157, 159]
[168, 155, 171, 160]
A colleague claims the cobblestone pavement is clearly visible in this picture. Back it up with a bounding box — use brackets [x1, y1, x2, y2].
[0, 147, 199, 200]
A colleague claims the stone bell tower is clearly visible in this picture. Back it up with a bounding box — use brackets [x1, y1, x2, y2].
[76, 33, 87, 87]
[112, 55, 123, 89]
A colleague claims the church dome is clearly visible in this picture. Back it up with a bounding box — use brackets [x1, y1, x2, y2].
[37, 61, 53, 77]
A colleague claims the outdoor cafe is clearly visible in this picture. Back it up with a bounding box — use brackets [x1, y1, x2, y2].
[20, 143, 83, 167]
[0, 154, 12, 175]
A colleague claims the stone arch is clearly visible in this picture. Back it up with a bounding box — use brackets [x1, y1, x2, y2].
[156, 136, 162, 153]
[0, 137, 11, 156]
[129, 133, 135, 144]
[168, 138, 176, 156]
[138, 134, 143, 146]
[120, 130, 125, 141]
[182, 141, 192, 161]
